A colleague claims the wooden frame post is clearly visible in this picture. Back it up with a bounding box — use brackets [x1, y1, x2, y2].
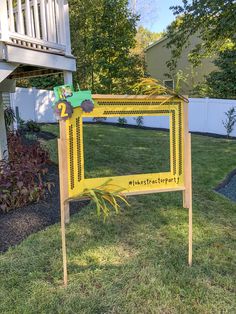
[183, 100, 193, 266]
[188, 133, 193, 266]
[58, 136, 68, 286]
[62, 70, 73, 223]
[59, 119, 70, 224]
[58, 71, 73, 286]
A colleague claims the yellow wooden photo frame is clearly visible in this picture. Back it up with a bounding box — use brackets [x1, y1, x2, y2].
[65, 95, 185, 198]
[58, 94, 192, 286]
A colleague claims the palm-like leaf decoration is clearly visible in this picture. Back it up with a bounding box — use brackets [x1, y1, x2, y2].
[67, 179, 130, 220]
[134, 77, 172, 96]
[134, 77, 188, 103]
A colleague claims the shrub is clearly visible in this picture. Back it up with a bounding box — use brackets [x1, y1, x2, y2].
[92, 117, 107, 123]
[135, 116, 144, 127]
[4, 107, 16, 131]
[0, 132, 52, 213]
[222, 107, 236, 138]
[18, 118, 25, 130]
[118, 117, 127, 126]
[26, 120, 41, 132]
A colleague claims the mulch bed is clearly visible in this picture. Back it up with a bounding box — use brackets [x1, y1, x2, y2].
[0, 164, 89, 253]
[215, 168, 236, 202]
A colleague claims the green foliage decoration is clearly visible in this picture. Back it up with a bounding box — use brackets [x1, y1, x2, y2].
[134, 77, 178, 97]
[68, 179, 129, 220]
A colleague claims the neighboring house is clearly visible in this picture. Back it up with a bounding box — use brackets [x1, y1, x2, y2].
[145, 35, 217, 95]
[0, 0, 76, 159]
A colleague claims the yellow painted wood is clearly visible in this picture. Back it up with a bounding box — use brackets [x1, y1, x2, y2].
[65, 96, 185, 199]
[57, 94, 193, 285]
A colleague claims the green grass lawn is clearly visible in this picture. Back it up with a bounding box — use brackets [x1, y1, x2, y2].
[1, 123, 236, 313]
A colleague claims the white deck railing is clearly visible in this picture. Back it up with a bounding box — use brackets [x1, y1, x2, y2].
[0, 0, 71, 54]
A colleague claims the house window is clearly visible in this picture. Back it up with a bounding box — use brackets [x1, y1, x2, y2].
[163, 80, 174, 90]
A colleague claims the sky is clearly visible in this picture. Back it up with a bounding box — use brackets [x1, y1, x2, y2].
[132, 0, 182, 33]
[148, 0, 181, 33]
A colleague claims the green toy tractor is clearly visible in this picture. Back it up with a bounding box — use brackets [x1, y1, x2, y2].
[53, 84, 94, 120]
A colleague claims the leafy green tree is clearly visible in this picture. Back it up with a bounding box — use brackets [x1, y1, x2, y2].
[18, 74, 63, 90]
[132, 26, 162, 56]
[206, 44, 236, 99]
[166, 0, 236, 69]
[70, 0, 144, 94]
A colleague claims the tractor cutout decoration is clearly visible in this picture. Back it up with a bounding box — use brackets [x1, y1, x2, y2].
[53, 84, 94, 120]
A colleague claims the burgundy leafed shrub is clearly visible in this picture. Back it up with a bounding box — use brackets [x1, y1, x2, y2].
[0, 132, 53, 213]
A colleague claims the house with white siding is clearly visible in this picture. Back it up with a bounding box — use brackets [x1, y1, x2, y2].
[0, 0, 76, 159]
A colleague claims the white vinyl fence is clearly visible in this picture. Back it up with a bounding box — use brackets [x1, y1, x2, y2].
[10, 87, 236, 136]
[10, 87, 56, 123]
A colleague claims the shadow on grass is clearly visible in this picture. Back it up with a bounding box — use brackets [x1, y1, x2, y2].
[0, 196, 235, 313]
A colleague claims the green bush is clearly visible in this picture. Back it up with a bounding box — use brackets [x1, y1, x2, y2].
[4, 107, 16, 130]
[118, 117, 127, 126]
[135, 116, 144, 127]
[26, 120, 41, 132]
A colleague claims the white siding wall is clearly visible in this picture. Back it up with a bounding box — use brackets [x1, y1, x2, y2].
[11, 87, 56, 123]
[10, 87, 236, 136]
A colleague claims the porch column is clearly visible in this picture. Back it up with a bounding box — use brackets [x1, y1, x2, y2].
[0, 92, 8, 160]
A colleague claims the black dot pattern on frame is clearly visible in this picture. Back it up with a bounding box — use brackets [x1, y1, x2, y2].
[69, 125, 75, 190]
[178, 104, 183, 175]
[97, 101, 180, 106]
[103, 109, 171, 115]
[76, 117, 82, 182]
[71, 103, 183, 187]
[172, 110, 177, 175]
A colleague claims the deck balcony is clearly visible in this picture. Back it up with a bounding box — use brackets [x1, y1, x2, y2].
[0, 0, 76, 82]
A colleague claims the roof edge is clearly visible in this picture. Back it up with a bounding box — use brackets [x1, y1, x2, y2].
[144, 36, 168, 52]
